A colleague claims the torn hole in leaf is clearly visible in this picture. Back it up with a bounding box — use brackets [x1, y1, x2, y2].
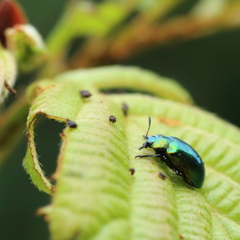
[33, 114, 66, 182]
[24, 111, 75, 194]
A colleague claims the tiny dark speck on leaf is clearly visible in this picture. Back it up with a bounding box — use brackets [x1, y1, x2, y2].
[109, 115, 116, 123]
[159, 172, 168, 180]
[179, 234, 185, 239]
[80, 90, 92, 98]
[129, 168, 135, 175]
[122, 103, 128, 116]
[66, 119, 78, 128]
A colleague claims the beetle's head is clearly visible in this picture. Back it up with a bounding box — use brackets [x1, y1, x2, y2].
[139, 135, 157, 150]
[139, 141, 148, 150]
[139, 116, 153, 150]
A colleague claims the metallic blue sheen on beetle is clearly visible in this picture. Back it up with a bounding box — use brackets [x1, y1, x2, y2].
[135, 117, 205, 188]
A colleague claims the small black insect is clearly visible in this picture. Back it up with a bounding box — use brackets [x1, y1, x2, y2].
[159, 172, 168, 180]
[109, 115, 117, 123]
[129, 168, 135, 175]
[80, 90, 92, 98]
[66, 119, 78, 128]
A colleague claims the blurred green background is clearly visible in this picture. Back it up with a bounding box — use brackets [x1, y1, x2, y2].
[1, 0, 240, 239]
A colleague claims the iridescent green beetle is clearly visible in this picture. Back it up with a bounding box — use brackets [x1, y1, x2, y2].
[136, 117, 205, 188]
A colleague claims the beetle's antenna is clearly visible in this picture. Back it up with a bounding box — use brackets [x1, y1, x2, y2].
[143, 116, 151, 139]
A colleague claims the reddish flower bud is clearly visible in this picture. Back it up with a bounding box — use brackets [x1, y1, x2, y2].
[0, 0, 27, 47]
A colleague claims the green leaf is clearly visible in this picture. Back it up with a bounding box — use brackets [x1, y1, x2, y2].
[55, 66, 193, 104]
[24, 66, 240, 240]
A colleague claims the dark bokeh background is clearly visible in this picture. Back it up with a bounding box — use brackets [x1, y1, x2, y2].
[1, 0, 240, 239]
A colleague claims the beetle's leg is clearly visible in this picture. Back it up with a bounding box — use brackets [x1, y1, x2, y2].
[137, 152, 175, 170]
[172, 168, 183, 176]
[157, 152, 175, 169]
[136, 153, 173, 168]
[135, 154, 162, 159]
[158, 153, 168, 162]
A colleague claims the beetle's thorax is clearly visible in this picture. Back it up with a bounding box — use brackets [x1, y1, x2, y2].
[139, 135, 170, 150]
[150, 135, 170, 150]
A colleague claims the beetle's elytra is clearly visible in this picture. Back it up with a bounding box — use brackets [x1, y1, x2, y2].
[136, 117, 205, 188]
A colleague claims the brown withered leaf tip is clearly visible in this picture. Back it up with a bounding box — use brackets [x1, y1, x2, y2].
[66, 119, 78, 128]
[179, 234, 185, 239]
[122, 102, 128, 116]
[4, 80, 17, 96]
[109, 115, 116, 123]
[159, 172, 168, 180]
[80, 90, 92, 98]
[0, 0, 27, 47]
[129, 168, 135, 175]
